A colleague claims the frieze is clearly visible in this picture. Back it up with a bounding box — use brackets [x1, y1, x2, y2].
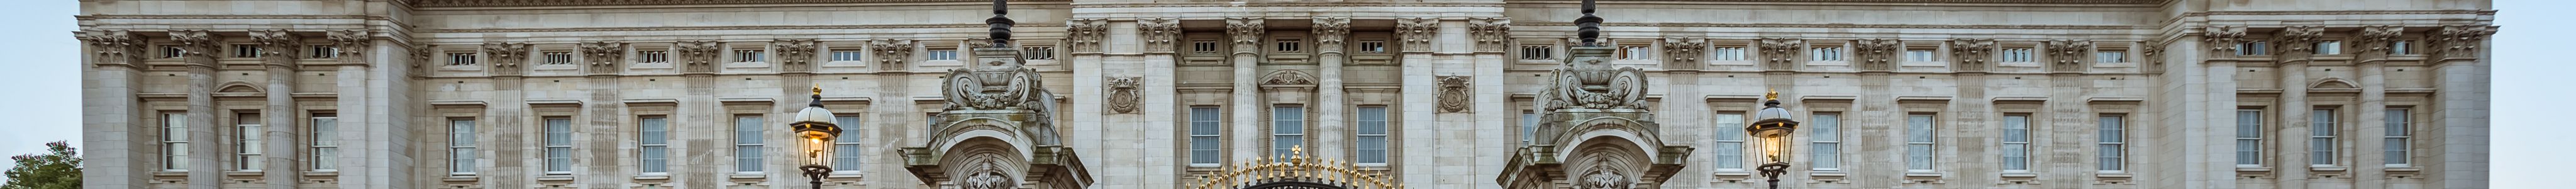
[1139, 18, 1181, 53]
[1396, 18, 1439, 52]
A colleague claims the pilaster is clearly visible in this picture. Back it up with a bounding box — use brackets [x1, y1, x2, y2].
[2426, 24, 2494, 189]
[2197, 25, 2248, 189]
[1392, 16, 1439, 189]
[78, 29, 150, 189]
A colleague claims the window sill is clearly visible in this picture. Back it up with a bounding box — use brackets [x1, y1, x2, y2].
[225, 171, 263, 176]
[1999, 173, 2038, 178]
[827, 173, 865, 178]
[2234, 166, 2272, 172]
[1903, 172, 1944, 178]
[2385, 166, 2421, 172]
[536, 176, 574, 181]
[2310, 166, 2349, 172]
[730, 173, 767, 179]
[441, 176, 478, 182]
[634, 175, 671, 180]
[301, 171, 338, 177]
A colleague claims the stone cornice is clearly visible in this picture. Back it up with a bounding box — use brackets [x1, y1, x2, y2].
[1602, 0, 2155, 4]
[425, 24, 1066, 33]
[1516, 23, 2145, 30]
[415, 0, 1067, 8]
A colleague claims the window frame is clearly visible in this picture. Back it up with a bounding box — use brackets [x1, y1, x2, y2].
[1813, 113, 1845, 171]
[1714, 47, 1748, 61]
[541, 52, 574, 65]
[1904, 114, 1936, 172]
[309, 45, 338, 59]
[1270, 106, 1307, 159]
[2384, 108, 2412, 167]
[1711, 113, 1748, 171]
[1021, 46, 1057, 60]
[925, 49, 960, 61]
[448, 53, 479, 66]
[1354, 106, 1390, 164]
[2001, 115, 2031, 172]
[448, 118, 478, 175]
[734, 115, 766, 173]
[733, 50, 767, 62]
[639, 50, 672, 64]
[2236, 109, 2265, 166]
[1357, 40, 1387, 54]
[1809, 47, 1845, 61]
[235, 112, 264, 171]
[1189, 106, 1224, 166]
[2099, 115, 2128, 172]
[162, 113, 189, 171]
[309, 114, 338, 171]
[831, 115, 865, 173]
[541, 117, 573, 175]
[638, 116, 670, 175]
[2311, 108, 2339, 166]
[2001, 48, 2036, 62]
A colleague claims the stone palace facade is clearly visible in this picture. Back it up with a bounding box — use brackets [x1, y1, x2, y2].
[75, 0, 2497, 188]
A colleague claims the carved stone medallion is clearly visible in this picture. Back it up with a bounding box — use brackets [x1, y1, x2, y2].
[1438, 76, 1471, 113]
[1106, 76, 1141, 114]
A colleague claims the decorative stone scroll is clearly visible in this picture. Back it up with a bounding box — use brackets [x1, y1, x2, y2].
[482, 42, 530, 76]
[2202, 26, 2247, 59]
[1139, 17, 1180, 53]
[77, 30, 145, 66]
[1313, 17, 1351, 53]
[1757, 38, 1803, 71]
[871, 39, 914, 69]
[249, 30, 302, 66]
[1537, 49, 1651, 111]
[941, 55, 1055, 112]
[411, 44, 432, 77]
[1471, 17, 1513, 52]
[580, 41, 627, 74]
[1581, 168, 1633, 189]
[675, 40, 723, 73]
[1397, 18, 1440, 52]
[1661, 37, 1706, 69]
[1949, 38, 1995, 72]
[1226, 17, 1266, 52]
[326, 30, 369, 64]
[1105, 76, 1141, 114]
[1437, 75, 1471, 113]
[2433, 24, 2498, 60]
[774, 39, 818, 72]
[2140, 39, 2165, 73]
[2044, 39, 2092, 72]
[1066, 18, 1108, 54]
[2273, 26, 2323, 60]
[961, 162, 1015, 189]
[2356, 26, 2404, 60]
[170, 30, 223, 64]
[1853, 38, 1899, 72]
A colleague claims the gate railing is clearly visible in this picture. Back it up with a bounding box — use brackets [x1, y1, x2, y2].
[1191, 146, 1402, 189]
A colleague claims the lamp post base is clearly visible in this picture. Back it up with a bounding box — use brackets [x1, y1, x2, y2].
[801, 165, 833, 189]
[1767, 177, 1779, 189]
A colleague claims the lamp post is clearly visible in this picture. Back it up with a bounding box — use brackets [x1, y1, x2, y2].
[1746, 89, 1801, 189]
[789, 86, 843, 189]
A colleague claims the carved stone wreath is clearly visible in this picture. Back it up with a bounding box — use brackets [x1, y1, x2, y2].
[1106, 76, 1141, 114]
[1582, 168, 1633, 189]
[1437, 76, 1471, 113]
[961, 162, 1016, 189]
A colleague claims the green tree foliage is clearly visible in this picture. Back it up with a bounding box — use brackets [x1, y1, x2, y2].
[3, 141, 79, 189]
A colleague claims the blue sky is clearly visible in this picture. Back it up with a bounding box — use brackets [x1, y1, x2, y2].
[3, 1, 2568, 187]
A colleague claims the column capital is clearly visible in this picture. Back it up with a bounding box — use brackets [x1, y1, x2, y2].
[1852, 38, 1898, 72]
[169, 30, 223, 66]
[2354, 25, 2405, 62]
[326, 30, 370, 64]
[2272, 25, 2324, 61]
[249, 30, 303, 67]
[1138, 17, 1181, 54]
[1949, 38, 1995, 72]
[481, 42, 530, 76]
[77, 30, 146, 67]
[580, 41, 630, 75]
[773, 38, 818, 73]
[1470, 17, 1512, 52]
[2433, 24, 2498, 61]
[1757, 37, 1804, 71]
[1311, 16, 1350, 53]
[867, 39, 913, 71]
[1396, 17, 1439, 52]
[1662, 37, 1708, 70]
[2045, 39, 2094, 73]
[2141, 39, 2167, 74]
[2202, 25, 2248, 59]
[1226, 17, 1267, 52]
[1066, 18, 1108, 54]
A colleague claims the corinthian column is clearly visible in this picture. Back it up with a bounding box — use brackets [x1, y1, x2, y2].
[248, 29, 303, 189]
[2269, 26, 2321, 188]
[169, 30, 223, 189]
[2350, 25, 2404, 189]
[1226, 17, 1267, 161]
[1310, 16, 1350, 160]
[2426, 24, 2495, 189]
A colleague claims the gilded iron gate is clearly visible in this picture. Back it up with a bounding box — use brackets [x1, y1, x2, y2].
[1192, 147, 1402, 189]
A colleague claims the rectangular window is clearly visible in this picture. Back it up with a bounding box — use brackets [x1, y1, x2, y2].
[1190, 106, 1223, 165]
[1712, 113, 1747, 170]
[448, 53, 479, 66]
[1274, 39, 1302, 52]
[2241, 42, 2269, 55]
[1192, 40, 1221, 54]
[543, 117, 572, 175]
[2318, 41, 2344, 55]
[1714, 47, 1746, 60]
[735, 50, 765, 62]
[309, 45, 338, 59]
[926, 50, 958, 60]
[1906, 114, 1936, 171]
[1520, 45, 1555, 60]
[829, 50, 863, 62]
[309, 114, 337, 171]
[639, 50, 671, 64]
[1906, 49, 1939, 62]
[542, 52, 574, 65]
[2311, 109, 2338, 166]
[833, 115, 863, 171]
[1358, 40, 1387, 53]
[2002, 115, 2029, 171]
[1272, 106, 1305, 158]
[160, 46, 186, 59]
[2097, 51, 2128, 63]
[1812, 113, 1842, 170]
[1022, 47, 1056, 60]
[233, 45, 262, 58]
[161, 113, 188, 171]
[2236, 109, 2264, 166]
[1809, 47, 1843, 61]
[235, 113, 263, 171]
[448, 118, 477, 175]
[2099, 115, 2127, 171]
[2392, 40, 2414, 55]
[1619, 45, 1652, 60]
[2385, 108, 2412, 166]
[1355, 106, 1389, 164]
[639, 117, 669, 174]
[1521, 110, 1540, 145]
[735, 115, 765, 173]
[2002, 48, 2036, 62]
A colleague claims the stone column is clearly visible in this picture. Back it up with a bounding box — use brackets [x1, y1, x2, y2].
[674, 40, 723, 189]
[1850, 38, 1897, 188]
[248, 30, 303, 189]
[1309, 17, 1349, 160]
[1062, 18, 1117, 188]
[78, 30, 150, 189]
[479, 42, 531, 188]
[2189, 25, 2248, 189]
[578, 40, 631, 189]
[168, 30, 223, 189]
[1225, 17, 1265, 161]
[1467, 18, 1514, 188]
[2426, 24, 2494, 189]
[1391, 16, 1438, 188]
[1134, 17, 1183, 188]
[2271, 26, 2321, 189]
[2043, 39, 2096, 186]
[2350, 25, 2403, 189]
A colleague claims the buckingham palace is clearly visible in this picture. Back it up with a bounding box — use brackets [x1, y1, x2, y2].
[74, 0, 2497, 188]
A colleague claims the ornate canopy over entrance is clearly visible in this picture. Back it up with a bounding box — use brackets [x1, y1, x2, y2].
[1192, 147, 1402, 189]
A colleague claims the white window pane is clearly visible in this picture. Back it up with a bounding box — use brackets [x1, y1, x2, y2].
[1811, 143, 1839, 169]
[642, 146, 667, 173]
[1812, 115, 1840, 142]
[736, 146, 763, 172]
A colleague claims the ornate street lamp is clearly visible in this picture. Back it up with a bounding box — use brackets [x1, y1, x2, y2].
[789, 86, 843, 189]
[1746, 89, 1801, 189]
